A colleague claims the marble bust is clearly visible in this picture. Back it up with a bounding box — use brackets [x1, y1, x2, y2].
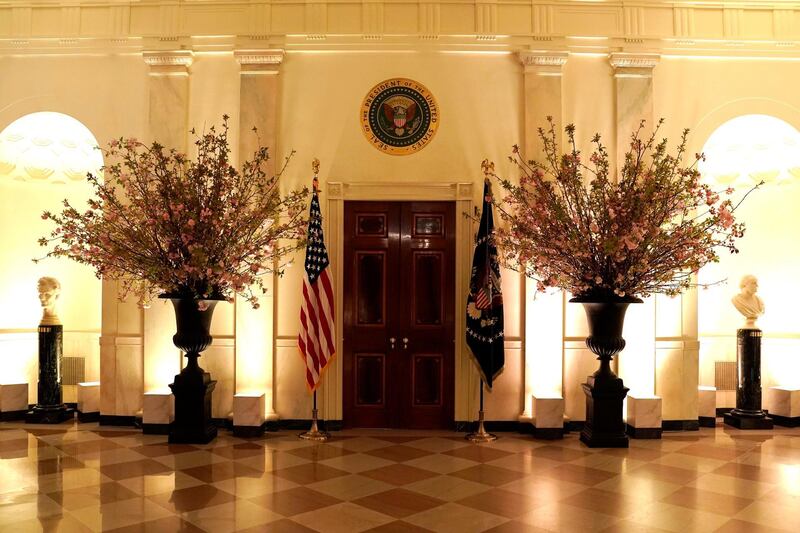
[38, 277, 62, 326]
[731, 274, 765, 329]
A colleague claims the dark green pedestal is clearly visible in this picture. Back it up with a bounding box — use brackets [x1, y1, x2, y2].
[26, 325, 73, 424]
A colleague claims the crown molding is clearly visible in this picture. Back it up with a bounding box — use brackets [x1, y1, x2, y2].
[608, 52, 660, 71]
[518, 51, 568, 67]
[142, 50, 193, 73]
[234, 49, 284, 72]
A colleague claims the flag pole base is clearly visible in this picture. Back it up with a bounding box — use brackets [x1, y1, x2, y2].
[299, 409, 330, 442]
[465, 410, 497, 443]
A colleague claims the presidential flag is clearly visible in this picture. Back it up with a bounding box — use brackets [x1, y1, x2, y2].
[298, 179, 336, 391]
[466, 179, 504, 388]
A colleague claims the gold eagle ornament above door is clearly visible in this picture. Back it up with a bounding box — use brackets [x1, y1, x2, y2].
[360, 78, 440, 155]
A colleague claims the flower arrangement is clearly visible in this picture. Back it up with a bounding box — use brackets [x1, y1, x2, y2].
[490, 118, 760, 301]
[37, 115, 308, 309]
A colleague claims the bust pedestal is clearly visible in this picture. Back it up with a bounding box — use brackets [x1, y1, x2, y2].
[724, 328, 773, 430]
[26, 324, 73, 424]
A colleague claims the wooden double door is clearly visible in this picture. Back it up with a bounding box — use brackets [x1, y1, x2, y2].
[343, 201, 455, 429]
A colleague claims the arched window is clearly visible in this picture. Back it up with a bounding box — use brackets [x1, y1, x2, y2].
[698, 114, 800, 390]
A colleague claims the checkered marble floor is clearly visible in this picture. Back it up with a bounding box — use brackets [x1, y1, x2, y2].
[1, 423, 800, 532]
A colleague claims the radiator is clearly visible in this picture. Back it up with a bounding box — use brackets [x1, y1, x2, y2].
[62, 356, 85, 385]
[714, 361, 737, 391]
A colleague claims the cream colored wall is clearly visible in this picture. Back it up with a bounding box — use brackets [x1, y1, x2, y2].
[3, 5, 800, 423]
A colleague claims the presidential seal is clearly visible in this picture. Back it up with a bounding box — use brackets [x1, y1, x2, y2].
[360, 78, 439, 155]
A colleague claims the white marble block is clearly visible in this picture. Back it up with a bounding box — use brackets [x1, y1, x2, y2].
[767, 386, 800, 426]
[234, 392, 266, 428]
[531, 395, 564, 439]
[142, 390, 174, 425]
[77, 382, 100, 414]
[626, 395, 662, 438]
[698, 386, 717, 427]
[0, 383, 29, 415]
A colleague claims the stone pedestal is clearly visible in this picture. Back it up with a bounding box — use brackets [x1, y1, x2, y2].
[724, 329, 773, 430]
[0, 383, 29, 420]
[531, 395, 564, 439]
[77, 382, 100, 422]
[143, 390, 174, 434]
[766, 386, 800, 427]
[698, 386, 717, 427]
[581, 373, 629, 448]
[168, 358, 217, 444]
[233, 392, 266, 437]
[626, 395, 662, 439]
[26, 325, 73, 424]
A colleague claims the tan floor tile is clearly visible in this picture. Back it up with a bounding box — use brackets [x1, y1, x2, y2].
[210, 442, 268, 460]
[560, 487, 643, 518]
[593, 475, 682, 502]
[236, 449, 311, 473]
[442, 445, 513, 463]
[35, 468, 111, 492]
[308, 473, 394, 500]
[212, 473, 300, 498]
[483, 520, 553, 533]
[688, 472, 774, 498]
[404, 473, 490, 501]
[403, 453, 478, 474]
[518, 502, 619, 532]
[625, 501, 730, 532]
[181, 460, 263, 483]
[353, 488, 445, 518]
[116, 471, 206, 496]
[0, 494, 64, 527]
[75, 447, 150, 468]
[0, 513, 95, 533]
[288, 443, 358, 462]
[183, 499, 282, 533]
[70, 497, 174, 531]
[501, 475, 588, 502]
[292, 501, 394, 533]
[402, 437, 471, 453]
[652, 452, 729, 473]
[598, 519, 675, 532]
[660, 486, 754, 517]
[448, 464, 526, 487]
[567, 453, 646, 475]
[457, 488, 544, 518]
[148, 483, 237, 513]
[105, 515, 207, 533]
[628, 463, 702, 485]
[487, 438, 548, 454]
[733, 500, 800, 531]
[525, 444, 592, 462]
[318, 452, 395, 474]
[712, 462, 783, 484]
[46, 481, 140, 511]
[714, 518, 795, 533]
[675, 443, 749, 461]
[237, 518, 319, 533]
[326, 437, 393, 453]
[128, 443, 199, 458]
[405, 502, 508, 533]
[540, 463, 619, 486]
[152, 449, 228, 470]
[360, 464, 439, 486]
[250, 486, 342, 516]
[363, 519, 435, 532]
[273, 463, 350, 485]
[97, 458, 173, 481]
[364, 445, 434, 463]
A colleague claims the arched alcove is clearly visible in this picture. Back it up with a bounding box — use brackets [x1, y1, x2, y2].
[0, 112, 103, 402]
[697, 114, 800, 395]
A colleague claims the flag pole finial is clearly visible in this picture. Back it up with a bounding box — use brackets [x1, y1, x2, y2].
[480, 159, 494, 185]
[312, 158, 320, 192]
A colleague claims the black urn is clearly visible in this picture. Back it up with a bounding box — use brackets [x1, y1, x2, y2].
[571, 296, 642, 448]
[164, 297, 222, 444]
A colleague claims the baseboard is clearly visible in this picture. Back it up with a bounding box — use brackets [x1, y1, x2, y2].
[99, 415, 137, 427]
[698, 416, 716, 428]
[627, 424, 662, 439]
[662, 420, 700, 431]
[770, 414, 800, 427]
[565, 421, 585, 432]
[716, 407, 734, 417]
[278, 419, 342, 431]
[77, 411, 100, 423]
[0, 410, 27, 421]
[453, 420, 519, 433]
[142, 422, 172, 435]
[233, 422, 268, 438]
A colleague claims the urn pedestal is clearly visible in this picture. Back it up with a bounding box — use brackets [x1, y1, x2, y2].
[164, 297, 220, 444]
[26, 324, 74, 424]
[724, 328, 773, 430]
[573, 299, 640, 448]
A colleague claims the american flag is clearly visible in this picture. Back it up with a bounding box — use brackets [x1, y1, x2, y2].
[298, 181, 336, 391]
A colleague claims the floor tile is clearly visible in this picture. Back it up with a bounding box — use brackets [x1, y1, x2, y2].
[448, 464, 526, 487]
[405, 501, 508, 533]
[249, 486, 342, 516]
[291, 501, 394, 533]
[360, 464, 439, 486]
[353, 488, 445, 518]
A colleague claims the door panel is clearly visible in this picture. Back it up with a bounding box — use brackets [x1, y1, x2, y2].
[344, 201, 455, 429]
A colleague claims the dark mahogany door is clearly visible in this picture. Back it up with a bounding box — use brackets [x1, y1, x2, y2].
[343, 201, 455, 429]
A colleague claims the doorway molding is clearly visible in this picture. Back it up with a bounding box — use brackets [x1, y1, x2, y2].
[321, 181, 475, 424]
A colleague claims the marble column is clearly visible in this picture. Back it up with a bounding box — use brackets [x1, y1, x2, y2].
[234, 50, 284, 423]
[517, 51, 568, 421]
[609, 52, 659, 410]
[141, 50, 192, 396]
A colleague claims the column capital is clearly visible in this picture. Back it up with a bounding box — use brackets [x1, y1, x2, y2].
[518, 51, 568, 75]
[609, 52, 660, 76]
[142, 50, 193, 74]
[235, 49, 285, 73]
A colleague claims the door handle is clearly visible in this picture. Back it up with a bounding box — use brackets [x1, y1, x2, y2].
[403, 337, 409, 350]
[389, 337, 396, 349]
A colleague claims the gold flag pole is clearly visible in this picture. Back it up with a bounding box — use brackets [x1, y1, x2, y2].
[299, 158, 330, 442]
[466, 378, 497, 443]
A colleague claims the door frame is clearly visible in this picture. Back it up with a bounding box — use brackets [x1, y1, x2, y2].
[318, 181, 476, 425]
